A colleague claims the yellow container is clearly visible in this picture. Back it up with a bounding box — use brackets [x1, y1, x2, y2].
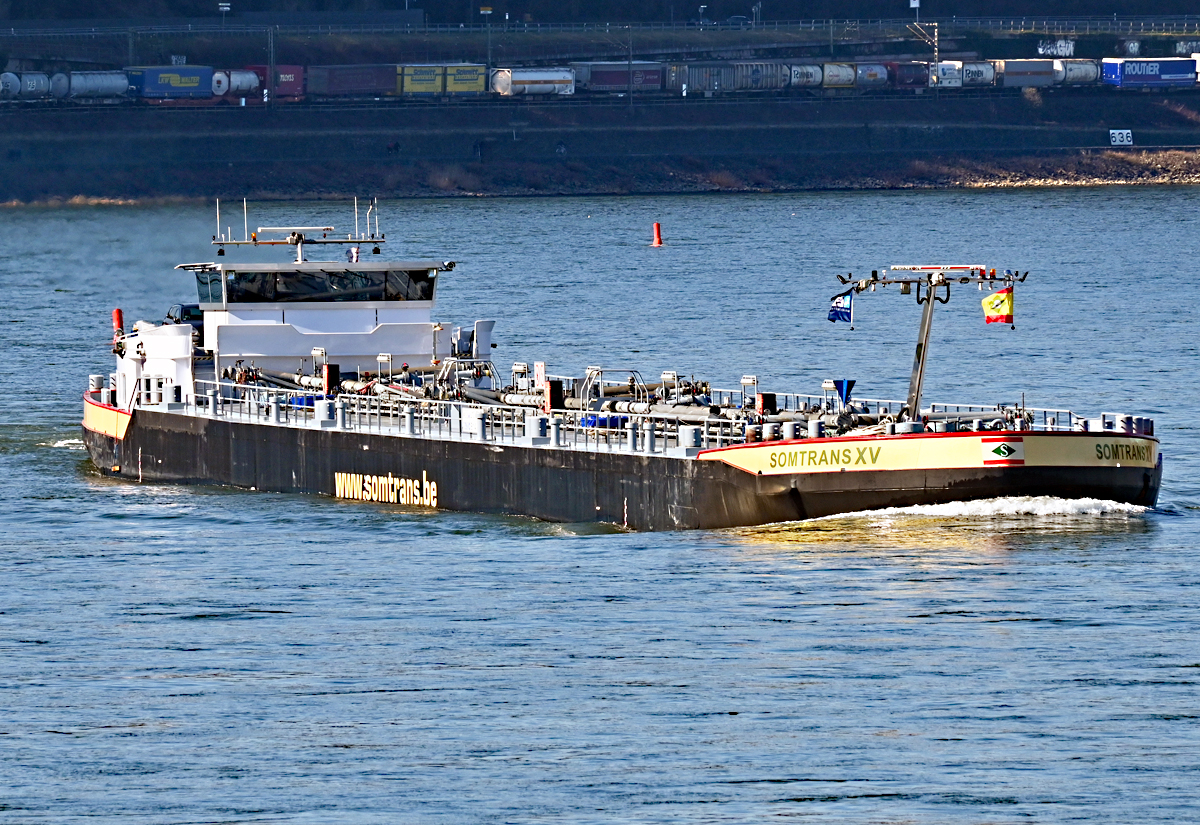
[444, 64, 487, 95]
[402, 64, 445, 95]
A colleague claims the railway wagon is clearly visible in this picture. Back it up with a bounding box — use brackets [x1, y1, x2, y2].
[571, 61, 664, 92]
[997, 59, 1056, 88]
[307, 64, 401, 97]
[126, 66, 214, 99]
[490, 68, 575, 95]
[1102, 57, 1197, 88]
[444, 64, 487, 95]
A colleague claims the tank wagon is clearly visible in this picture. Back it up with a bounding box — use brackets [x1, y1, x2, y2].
[3, 56, 1199, 106]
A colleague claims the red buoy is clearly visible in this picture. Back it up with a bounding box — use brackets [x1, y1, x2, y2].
[652, 222, 663, 247]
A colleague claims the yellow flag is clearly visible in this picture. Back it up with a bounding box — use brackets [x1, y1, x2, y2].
[982, 287, 1013, 324]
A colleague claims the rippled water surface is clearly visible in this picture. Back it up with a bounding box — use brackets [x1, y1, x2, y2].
[2, 189, 1199, 822]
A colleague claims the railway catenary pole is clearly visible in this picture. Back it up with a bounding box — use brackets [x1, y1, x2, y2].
[628, 25, 633, 109]
[267, 25, 275, 105]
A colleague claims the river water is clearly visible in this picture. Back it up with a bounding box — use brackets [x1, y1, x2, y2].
[2, 188, 1199, 823]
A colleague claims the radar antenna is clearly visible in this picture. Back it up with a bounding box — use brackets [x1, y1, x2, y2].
[210, 201, 386, 262]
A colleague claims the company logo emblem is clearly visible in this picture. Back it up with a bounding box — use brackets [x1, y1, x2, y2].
[161, 73, 200, 88]
[982, 437, 1025, 465]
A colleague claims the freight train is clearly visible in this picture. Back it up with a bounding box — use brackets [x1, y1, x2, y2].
[1, 56, 1196, 106]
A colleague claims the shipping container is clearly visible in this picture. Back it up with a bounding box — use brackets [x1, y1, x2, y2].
[307, 65, 400, 96]
[68, 71, 129, 99]
[17, 72, 52, 99]
[789, 64, 823, 87]
[126, 66, 215, 99]
[822, 63, 856, 88]
[570, 61, 663, 91]
[681, 63, 736, 94]
[490, 68, 574, 95]
[50, 73, 69, 99]
[998, 59, 1056, 87]
[930, 62, 963, 88]
[961, 61, 996, 86]
[855, 63, 888, 88]
[444, 64, 486, 95]
[402, 64, 445, 95]
[885, 61, 928, 88]
[0, 72, 17, 98]
[212, 70, 260, 96]
[1101, 57, 1196, 88]
[1053, 59, 1100, 85]
[730, 62, 789, 90]
[245, 64, 305, 98]
[665, 63, 688, 91]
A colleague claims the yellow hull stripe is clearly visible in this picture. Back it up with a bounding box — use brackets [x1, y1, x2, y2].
[698, 432, 1158, 476]
[82, 394, 132, 441]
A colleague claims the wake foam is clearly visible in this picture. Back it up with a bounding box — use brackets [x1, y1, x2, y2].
[816, 496, 1146, 521]
[44, 438, 86, 450]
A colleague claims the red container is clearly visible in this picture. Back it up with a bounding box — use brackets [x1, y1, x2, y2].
[245, 64, 306, 97]
[588, 66, 663, 92]
[306, 64, 400, 96]
[885, 61, 930, 88]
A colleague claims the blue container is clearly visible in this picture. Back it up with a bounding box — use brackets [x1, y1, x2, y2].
[288, 395, 332, 408]
[125, 66, 214, 99]
[1101, 58, 1196, 88]
[582, 414, 629, 428]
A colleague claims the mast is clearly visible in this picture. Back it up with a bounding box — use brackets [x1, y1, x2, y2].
[834, 265, 1026, 422]
[904, 272, 949, 420]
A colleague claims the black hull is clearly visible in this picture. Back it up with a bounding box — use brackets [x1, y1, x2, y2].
[83, 410, 1163, 531]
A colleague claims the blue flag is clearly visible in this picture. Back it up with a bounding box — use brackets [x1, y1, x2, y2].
[828, 289, 853, 323]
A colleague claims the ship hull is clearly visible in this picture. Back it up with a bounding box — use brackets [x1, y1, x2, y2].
[82, 402, 1162, 532]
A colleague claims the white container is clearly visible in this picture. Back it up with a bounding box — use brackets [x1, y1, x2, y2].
[211, 71, 230, 95]
[789, 64, 823, 87]
[0, 72, 18, 98]
[490, 68, 575, 95]
[18, 72, 51, 98]
[962, 61, 996, 86]
[932, 61, 963, 88]
[1054, 59, 1101, 84]
[855, 63, 888, 87]
[50, 73, 70, 99]
[227, 70, 260, 95]
[69, 71, 129, 98]
[821, 63, 856, 87]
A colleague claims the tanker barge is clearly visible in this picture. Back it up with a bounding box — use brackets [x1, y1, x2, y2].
[81, 221, 1162, 531]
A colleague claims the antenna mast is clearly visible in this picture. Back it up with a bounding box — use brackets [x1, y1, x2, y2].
[835, 265, 1027, 421]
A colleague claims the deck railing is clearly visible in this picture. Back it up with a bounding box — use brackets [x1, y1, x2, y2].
[130, 378, 1107, 455]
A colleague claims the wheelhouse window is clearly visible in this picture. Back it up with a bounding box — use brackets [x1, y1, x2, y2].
[218, 269, 437, 304]
[195, 270, 223, 303]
